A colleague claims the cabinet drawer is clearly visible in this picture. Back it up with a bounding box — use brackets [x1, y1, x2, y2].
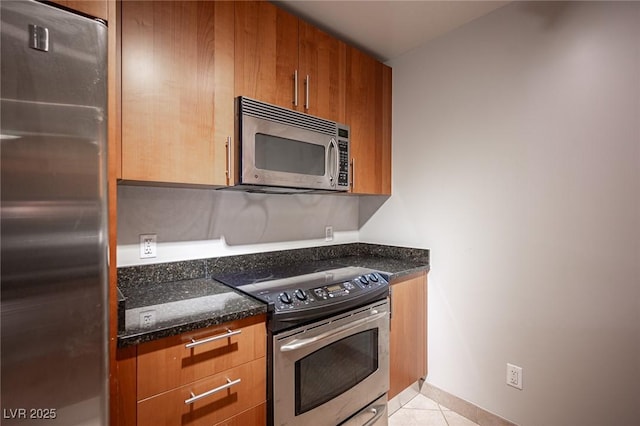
[214, 402, 266, 426]
[137, 358, 266, 425]
[137, 316, 266, 399]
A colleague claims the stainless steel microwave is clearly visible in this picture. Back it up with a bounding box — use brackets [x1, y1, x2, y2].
[232, 97, 350, 193]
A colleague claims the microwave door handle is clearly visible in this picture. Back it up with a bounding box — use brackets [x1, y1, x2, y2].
[334, 139, 340, 185]
[328, 138, 337, 185]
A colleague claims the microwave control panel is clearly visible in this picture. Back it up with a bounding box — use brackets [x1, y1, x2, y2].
[338, 140, 349, 187]
[337, 125, 350, 188]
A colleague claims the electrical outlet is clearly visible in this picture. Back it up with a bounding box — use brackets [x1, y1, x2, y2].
[139, 234, 157, 258]
[139, 310, 156, 328]
[507, 363, 523, 390]
[325, 226, 333, 242]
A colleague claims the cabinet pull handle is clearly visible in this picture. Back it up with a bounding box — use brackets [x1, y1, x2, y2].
[184, 377, 241, 405]
[293, 70, 298, 106]
[185, 328, 241, 349]
[304, 74, 310, 110]
[350, 158, 355, 190]
[225, 136, 231, 185]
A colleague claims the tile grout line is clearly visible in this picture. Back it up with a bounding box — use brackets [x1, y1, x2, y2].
[393, 392, 487, 426]
[401, 394, 455, 426]
[438, 402, 451, 426]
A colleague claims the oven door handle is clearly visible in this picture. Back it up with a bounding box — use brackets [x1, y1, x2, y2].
[280, 311, 387, 352]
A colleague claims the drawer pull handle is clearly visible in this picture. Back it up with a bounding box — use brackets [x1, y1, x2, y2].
[185, 329, 242, 349]
[184, 377, 241, 405]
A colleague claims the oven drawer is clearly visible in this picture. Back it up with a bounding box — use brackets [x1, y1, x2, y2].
[137, 358, 266, 425]
[340, 394, 388, 426]
[137, 315, 266, 399]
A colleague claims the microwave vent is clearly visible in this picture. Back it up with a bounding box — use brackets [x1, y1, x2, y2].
[240, 97, 337, 136]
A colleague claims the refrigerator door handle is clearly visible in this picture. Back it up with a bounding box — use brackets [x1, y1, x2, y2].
[28, 24, 49, 52]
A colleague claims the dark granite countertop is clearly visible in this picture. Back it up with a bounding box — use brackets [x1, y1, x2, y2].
[332, 255, 428, 282]
[117, 243, 429, 347]
[117, 278, 266, 347]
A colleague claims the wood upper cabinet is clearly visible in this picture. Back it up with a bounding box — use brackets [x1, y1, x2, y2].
[120, 1, 234, 186]
[389, 272, 428, 399]
[49, 0, 107, 20]
[234, 1, 298, 112]
[298, 21, 346, 122]
[235, 1, 346, 123]
[346, 47, 392, 195]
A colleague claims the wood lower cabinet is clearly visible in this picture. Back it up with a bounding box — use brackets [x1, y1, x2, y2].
[346, 47, 392, 195]
[49, 0, 107, 20]
[120, 0, 234, 186]
[137, 317, 266, 400]
[214, 402, 266, 426]
[116, 315, 267, 426]
[389, 272, 427, 399]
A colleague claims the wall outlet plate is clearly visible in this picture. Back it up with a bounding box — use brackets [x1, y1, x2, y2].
[139, 310, 156, 328]
[507, 363, 523, 390]
[140, 234, 157, 258]
[325, 226, 333, 241]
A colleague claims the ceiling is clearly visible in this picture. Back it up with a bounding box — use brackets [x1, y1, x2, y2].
[274, 1, 510, 62]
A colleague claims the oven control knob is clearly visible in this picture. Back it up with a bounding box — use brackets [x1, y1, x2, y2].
[359, 275, 369, 285]
[369, 273, 379, 282]
[279, 292, 292, 304]
[294, 289, 307, 301]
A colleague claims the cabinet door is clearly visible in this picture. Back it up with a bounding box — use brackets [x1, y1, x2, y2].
[121, 1, 234, 185]
[389, 272, 427, 399]
[298, 21, 346, 122]
[346, 48, 392, 195]
[235, 1, 298, 110]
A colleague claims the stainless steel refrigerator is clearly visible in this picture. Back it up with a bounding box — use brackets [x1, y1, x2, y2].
[1, 1, 108, 424]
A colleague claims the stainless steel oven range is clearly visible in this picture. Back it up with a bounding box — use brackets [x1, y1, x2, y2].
[214, 265, 390, 426]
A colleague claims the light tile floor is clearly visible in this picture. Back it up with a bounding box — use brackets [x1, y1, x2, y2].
[389, 394, 479, 426]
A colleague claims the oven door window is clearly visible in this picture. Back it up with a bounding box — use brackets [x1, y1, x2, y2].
[295, 330, 378, 415]
[255, 133, 325, 176]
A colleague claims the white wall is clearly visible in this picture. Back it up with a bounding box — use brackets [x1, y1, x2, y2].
[360, 2, 640, 425]
[117, 186, 360, 266]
